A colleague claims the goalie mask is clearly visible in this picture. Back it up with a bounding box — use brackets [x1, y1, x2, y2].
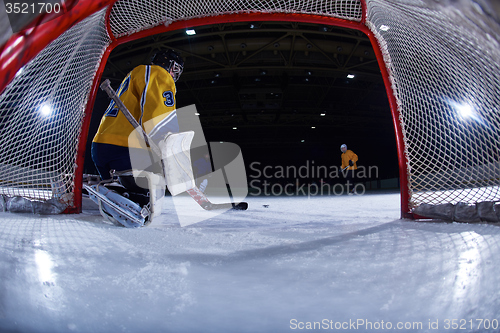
[151, 49, 184, 82]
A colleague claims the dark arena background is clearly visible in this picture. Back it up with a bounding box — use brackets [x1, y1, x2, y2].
[85, 20, 399, 189]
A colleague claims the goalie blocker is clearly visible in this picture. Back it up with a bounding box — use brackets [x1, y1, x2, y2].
[87, 131, 248, 227]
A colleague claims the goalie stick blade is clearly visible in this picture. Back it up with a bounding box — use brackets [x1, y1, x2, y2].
[186, 187, 248, 211]
[231, 202, 248, 210]
[206, 201, 248, 210]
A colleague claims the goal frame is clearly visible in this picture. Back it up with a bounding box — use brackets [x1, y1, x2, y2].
[0, 0, 410, 217]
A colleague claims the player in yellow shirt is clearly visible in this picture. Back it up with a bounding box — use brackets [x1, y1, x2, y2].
[91, 49, 184, 196]
[340, 144, 358, 194]
[340, 144, 358, 171]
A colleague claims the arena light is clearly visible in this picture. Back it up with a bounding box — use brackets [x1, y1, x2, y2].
[449, 100, 481, 123]
[458, 104, 473, 118]
[40, 104, 52, 116]
[185, 29, 196, 35]
[347, 74, 355, 79]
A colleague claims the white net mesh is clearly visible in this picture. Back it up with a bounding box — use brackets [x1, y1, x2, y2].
[109, 0, 363, 37]
[0, 0, 499, 217]
[365, 0, 500, 210]
[0, 9, 110, 205]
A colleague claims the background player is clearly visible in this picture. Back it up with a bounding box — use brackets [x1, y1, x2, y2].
[340, 143, 358, 194]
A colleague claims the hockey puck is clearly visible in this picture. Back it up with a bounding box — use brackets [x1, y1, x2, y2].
[263, 204, 269, 208]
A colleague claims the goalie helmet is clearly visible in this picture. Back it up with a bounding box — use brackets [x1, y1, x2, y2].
[151, 49, 184, 82]
[340, 144, 347, 152]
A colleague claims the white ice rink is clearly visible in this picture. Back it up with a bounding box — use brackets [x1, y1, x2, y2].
[0, 191, 499, 333]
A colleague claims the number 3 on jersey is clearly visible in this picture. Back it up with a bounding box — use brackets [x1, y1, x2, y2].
[163, 91, 175, 107]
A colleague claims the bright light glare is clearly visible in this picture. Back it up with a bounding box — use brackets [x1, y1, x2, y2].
[454, 232, 482, 301]
[458, 104, 473, 118]
[347, 74, 355, 79]
[186, 29, 196, 35]
[5, 36, 23, 54]
[449, 100, 479, 122]
[35, 250, 55, 283]
[40, 104, 52, 116]
[15, 66, 24, 77]
[380, 25, 390, 31]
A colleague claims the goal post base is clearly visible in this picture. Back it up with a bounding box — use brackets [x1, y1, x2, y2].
[412, 202, 500, 223]
[0, 194, 69, 215]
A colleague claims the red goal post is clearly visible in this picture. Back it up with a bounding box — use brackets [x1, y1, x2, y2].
[0, 0, 499, 220]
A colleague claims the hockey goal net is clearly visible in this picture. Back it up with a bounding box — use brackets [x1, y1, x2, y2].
[0, 0, 499, 220]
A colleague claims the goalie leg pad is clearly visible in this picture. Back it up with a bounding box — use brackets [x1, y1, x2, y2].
[159, 131, 196, 195]
[131, 170, 166, 226]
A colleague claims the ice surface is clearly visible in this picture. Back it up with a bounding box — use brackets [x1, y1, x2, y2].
[0, 191, 499, 332]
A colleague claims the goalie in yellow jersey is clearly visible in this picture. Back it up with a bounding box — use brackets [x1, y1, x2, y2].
[91, 49, 184, 206]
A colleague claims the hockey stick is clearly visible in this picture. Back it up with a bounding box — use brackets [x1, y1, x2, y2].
[186, 186, 248, 211]
[100, 79, 161, 157]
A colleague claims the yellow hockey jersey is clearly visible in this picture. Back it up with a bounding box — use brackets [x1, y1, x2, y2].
[93, 65, 178, 148]
[341, 150, 358, 170]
